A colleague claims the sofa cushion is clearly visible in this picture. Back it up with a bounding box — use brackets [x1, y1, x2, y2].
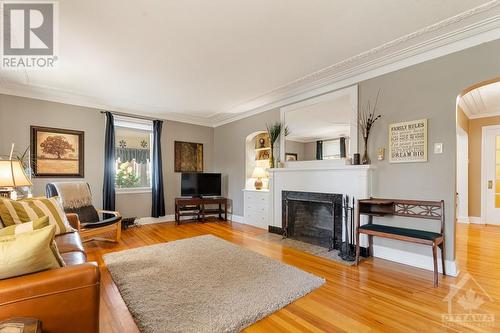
[0, 197, 74, 235]
[61, 251, 87, 266]
[0, 225, 63, 279]
[0, 216, 49, 237]
[55, 232, 84, 254]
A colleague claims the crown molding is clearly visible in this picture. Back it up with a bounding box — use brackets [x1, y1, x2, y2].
[0, 81, 215, 127]
[212, 1, 500, 127]
[1, 2, 500, 128]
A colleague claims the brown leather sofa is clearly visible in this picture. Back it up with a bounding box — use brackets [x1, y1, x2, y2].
[0, 214, 100, 333]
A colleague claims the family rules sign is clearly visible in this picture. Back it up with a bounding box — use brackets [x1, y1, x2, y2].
[389, 119, 427, 163]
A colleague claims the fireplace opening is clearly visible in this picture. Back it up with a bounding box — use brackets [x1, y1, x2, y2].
[282, 191, 343, 250]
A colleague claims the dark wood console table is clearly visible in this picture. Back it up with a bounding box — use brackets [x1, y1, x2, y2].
[355, 198, 445, 287]
[175, 197, 228, 224]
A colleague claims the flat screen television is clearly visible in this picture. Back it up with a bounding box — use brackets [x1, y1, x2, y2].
[181, 173, 222, 197]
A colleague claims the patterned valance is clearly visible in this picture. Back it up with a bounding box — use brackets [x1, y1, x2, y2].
[115, 148, 149, 164]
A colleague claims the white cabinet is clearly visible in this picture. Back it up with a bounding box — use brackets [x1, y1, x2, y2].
[243, 189, 270, 229]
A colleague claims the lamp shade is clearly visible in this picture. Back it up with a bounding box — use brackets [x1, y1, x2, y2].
[0, 160, 32, 187]
[251, 167, 266, 179]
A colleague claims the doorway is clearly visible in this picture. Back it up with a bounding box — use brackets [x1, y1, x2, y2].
[456, 77, 500, 225]
[481, 125, 500, 225]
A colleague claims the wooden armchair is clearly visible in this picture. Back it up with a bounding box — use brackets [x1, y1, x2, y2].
[46, 183, 121, 243]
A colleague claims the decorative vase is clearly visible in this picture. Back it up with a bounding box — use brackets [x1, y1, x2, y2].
[362, 136, 371, 165]
[269, 147, 275, 168]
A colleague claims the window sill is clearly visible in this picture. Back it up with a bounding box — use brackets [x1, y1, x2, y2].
[116, 188, 152, 195]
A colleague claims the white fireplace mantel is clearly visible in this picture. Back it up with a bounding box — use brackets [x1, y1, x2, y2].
[267, 163, 374, 231]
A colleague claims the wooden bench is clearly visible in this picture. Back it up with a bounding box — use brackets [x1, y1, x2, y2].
[355, 198, 445, 287]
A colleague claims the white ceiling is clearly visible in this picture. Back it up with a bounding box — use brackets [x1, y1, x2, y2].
[1, 0, 499, 126]
[459, 81, 500, 118]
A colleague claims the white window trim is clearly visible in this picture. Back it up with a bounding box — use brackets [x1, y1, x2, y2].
[114, 115, 154, 191]
[116, 187, 152, 195]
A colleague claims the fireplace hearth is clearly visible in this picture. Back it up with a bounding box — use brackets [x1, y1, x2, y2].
[282, 191, 343, 250]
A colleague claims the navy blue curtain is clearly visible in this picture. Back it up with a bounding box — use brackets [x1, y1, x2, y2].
[316, 140, 323, 160]
[103, 112, 116, 211]
[152, 120, 165, 217]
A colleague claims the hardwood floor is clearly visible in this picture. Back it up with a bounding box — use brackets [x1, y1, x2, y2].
[85, 221, 500, 333]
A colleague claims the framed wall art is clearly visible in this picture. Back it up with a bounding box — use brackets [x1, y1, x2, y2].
[31, 126, 85, 177]
[174, 141, 203, 172]
[388, 118, 427, 163]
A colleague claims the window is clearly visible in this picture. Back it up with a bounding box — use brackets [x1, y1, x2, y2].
[114, 116, 153, 191]
[322, 138, 348, 160]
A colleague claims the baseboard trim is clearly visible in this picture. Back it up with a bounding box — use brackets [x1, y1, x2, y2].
[457, 216, 470, 224]
[135, 215, 175, 225]
[373, 245, 458, 277]
[469, 216, 483, 224]
[230, 215, 244, 223]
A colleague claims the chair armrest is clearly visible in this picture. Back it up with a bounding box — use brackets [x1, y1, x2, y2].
[97, 209, 121, 217]
[66, 213, 81, 231]
[0, 263, 100, 333]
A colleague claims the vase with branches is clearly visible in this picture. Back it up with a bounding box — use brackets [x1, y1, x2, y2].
[358, 91, 382, 165]
[266, 122, 288, 168]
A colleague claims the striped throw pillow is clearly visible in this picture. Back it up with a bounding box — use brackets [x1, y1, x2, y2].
[0, 197, 73, 235]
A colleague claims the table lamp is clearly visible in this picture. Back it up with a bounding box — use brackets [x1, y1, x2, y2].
[0, 159, 33, 199]
[252, 167, 266, 190]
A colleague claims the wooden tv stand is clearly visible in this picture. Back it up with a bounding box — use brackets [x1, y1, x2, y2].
[175, 197, 228, 224]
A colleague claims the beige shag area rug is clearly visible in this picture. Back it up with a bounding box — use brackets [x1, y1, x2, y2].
[103, 235, 325, 333]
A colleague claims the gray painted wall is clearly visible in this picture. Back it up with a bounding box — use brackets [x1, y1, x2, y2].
[214, 109, 280, 216]
[0, 94, 214, 217]
[359, 39, 500, 260]
[0, 95, 105, 207]
[213, 39, 500, 260]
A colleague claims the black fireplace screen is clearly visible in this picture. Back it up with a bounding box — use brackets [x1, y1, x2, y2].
[282, 191, 343, 250]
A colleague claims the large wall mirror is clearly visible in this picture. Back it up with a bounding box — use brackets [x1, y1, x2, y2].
[280, 84, 358, 164]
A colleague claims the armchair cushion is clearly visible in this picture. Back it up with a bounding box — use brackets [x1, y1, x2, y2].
[65, 205, 100, 224]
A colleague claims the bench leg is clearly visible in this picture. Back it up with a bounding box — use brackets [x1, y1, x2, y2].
[440, 241, 446, 276]
[355, 230, 360, 266]
[368, 235, 373, 257]
[432, 243, 438, 287]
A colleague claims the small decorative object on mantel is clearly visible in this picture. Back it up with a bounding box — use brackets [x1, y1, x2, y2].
[358, 91, 382, 165]
[389, 118, 428, 163]
[265, 122, 288, 168]
[353, 153, 360, 165]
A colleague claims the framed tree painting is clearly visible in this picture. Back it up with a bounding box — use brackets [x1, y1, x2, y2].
[31, 126, 84, 177]
[174, 141, 203, 172]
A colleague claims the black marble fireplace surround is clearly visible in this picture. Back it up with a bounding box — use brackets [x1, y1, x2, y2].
[281, 191, 343, 250]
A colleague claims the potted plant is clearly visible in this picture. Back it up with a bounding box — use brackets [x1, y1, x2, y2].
[266, 122, 288, 168]
[358, 91, 382, 164]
